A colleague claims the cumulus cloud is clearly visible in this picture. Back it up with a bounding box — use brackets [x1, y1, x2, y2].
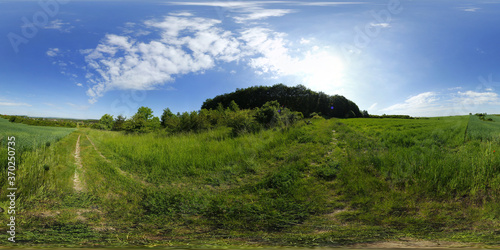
[46, 48, 60, 57]
[83, 15, 242, 103]
[81, 8, 346, 103]
[453, 91, 499, 105]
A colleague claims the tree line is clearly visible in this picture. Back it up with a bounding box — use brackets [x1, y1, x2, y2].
[202, 84, 366, 118]
[98, 100, 304, 136]
[0, 115, 98, 128]
[3, 84, 370, 134]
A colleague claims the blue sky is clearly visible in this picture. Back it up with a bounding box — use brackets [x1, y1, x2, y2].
[1, 0, 500, 119]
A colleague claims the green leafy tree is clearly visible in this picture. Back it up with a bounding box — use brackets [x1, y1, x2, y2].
[149, 117, 161, 131]
[161, 108, 180, 132]
[137, 106, 154, 121]
[228, 100, 240, 112]
[124, 106, 157, 133]
[99, 114, 114, 130]
[113, 115, 126, 131]
[196, 109, 212, 131]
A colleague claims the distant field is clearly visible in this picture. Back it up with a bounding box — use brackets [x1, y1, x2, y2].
[0, 118, 76, 194]
[467, 114, 500, 142]
[0, 117, 76, 151]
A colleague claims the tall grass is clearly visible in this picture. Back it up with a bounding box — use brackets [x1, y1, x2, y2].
[4, 115, 500, 245]
[89, 127, 275, 184]
[333, 116, 500, 231]
[467, 114, 500, 142]
[0, 118, 76, 196]
[82, 121, 334, 231]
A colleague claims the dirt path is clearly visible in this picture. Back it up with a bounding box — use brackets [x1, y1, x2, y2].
[86, 135, 110, 162]
[85, 134, 151, 187]
[73, 135, 84, 192]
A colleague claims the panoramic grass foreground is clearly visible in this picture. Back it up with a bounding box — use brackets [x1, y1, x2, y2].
[1, 104, 500, 247]
[2, 0, 500, 248]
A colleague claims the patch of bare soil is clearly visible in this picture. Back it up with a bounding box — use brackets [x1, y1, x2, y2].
[73, 135, 84, 192]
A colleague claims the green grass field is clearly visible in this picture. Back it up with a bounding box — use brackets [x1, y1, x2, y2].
[467, 114, 500, 142]
[0, 118, 76, 198]
[1, 116, 500, 247]
[0, 117, 75, 151]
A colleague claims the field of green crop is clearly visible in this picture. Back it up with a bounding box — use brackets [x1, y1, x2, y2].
[0, 117, 75, 151]
[1, 115, 500, 247]
[467, 114, 500, 142]
[0, 117, 76, 199]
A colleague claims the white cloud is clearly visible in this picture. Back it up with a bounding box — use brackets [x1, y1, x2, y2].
[169, 12, 194, 17]
[167, 1, 362, 24]
[0, 102, 32, 107]
[167, 1, 276, 8]
[240, 27, 345, 92]
[76, 83, 83, 87]
[453, 91, 499, 105]
[233, 9, 295, 23]
[461, 7, 480, 12]
[46, 48, 60, 57]
[44, 19, 74, 33]
[168, 1, 367, 7]
[380, 90, 500, 116]
[297, 2, 367, 6]
[169, 2, 295, 24]
[299, 38, 311, 44]
[83, 15, 242, 104]
[368, 103, 378, 111]
[382, 92, 439, 114]
[370, 22, 391, 28]
[80, 10, 349, 103]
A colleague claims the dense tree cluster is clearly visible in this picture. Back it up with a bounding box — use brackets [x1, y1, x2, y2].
[202, 84, 364, 118]
[100, 100, 303, 136]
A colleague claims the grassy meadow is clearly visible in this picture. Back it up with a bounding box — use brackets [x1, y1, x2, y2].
[1, 115, 500, 247]
[0, 118, 75, 197]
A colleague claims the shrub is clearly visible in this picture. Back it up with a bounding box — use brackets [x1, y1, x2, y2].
[227, 110, 261, 136]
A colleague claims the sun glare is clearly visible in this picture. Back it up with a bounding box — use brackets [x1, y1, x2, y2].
[300, 50, 345, 94]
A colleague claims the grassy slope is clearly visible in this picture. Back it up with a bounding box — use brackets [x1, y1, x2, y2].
[1, 116, 500, 247]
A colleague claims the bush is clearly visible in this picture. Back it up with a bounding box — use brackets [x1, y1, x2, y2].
[255, 101, 281, 127]
[227, 110, 261, 136]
